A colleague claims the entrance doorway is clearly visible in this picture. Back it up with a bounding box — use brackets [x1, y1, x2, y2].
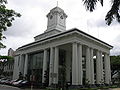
[58, 49, 66, 87]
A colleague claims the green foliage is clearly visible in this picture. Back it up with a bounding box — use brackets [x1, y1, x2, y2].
[83, 0, 103, 12]
[44, 69, 49, 86]
[0, 55, 14, 64]
[0, 0, 21, 49]
[0, 55, 14, 76]
[111, 56, 120, 65]
[83, 0, 120, 25]
[110, 55, 120, 81]
[0, 55, 14, 60]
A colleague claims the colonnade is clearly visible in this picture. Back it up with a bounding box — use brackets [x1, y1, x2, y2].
[19, 54, 28, 77]
[19, 42, 111, 86]
[72, 42, 111, 85]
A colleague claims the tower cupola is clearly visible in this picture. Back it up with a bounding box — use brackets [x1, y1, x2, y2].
[46, 6, 67, 32]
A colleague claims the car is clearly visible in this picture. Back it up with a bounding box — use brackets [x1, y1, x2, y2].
[0, 78, 7, 84]
[4, 79, 11, 85]
[12, 80, 23, 86]
[16, 80, 31, 88]
[10, 79, 19, 85]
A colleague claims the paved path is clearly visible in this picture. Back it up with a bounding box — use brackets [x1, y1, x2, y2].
[1, 84, 120, 90]
[110, 88, 120, 90]
[98, 88, 120, 90]
[0, 84, 20, 90]
[0, 84, 45, 90]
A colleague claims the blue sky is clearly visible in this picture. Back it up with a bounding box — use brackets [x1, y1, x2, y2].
[0, 0, 120, 55]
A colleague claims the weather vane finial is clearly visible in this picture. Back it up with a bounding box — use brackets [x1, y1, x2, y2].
[57, 1, 58, 7]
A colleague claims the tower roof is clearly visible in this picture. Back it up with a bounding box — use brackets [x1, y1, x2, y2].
[47, 6, 67, 18]
[51, 6, 64, 12]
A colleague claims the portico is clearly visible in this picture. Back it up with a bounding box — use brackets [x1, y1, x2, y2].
[13, 6, 113, 88]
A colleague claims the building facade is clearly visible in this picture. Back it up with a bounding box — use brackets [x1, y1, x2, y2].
[13, 7, 113, 87]
[8, 48, 15, 57]
[0, 48, 14, 79]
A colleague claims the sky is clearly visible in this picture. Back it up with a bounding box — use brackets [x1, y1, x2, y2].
[0, 0, 120, 55]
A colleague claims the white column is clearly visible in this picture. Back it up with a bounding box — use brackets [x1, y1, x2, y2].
[49, 47, 54, 86]
[90, 48, 94, 84]
[53, 47, 59, 84]
[19, 55, 22, 73]
[13, 56, 19, 80]
[96, 50, 101, 84]
[72, 42, 78, 85]
[78, 44, 83, 85]
[42, 49, 48, 83]
[86, 46, 91, 84]
[23, 54, 28, 77]
[104, 53, 111, 84]
[108, 55, 111, 84]
[19, 54, 24, 74]
[100, 51, 104, 83]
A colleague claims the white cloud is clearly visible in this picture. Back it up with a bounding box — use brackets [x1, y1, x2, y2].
[0, 0, 120, 55]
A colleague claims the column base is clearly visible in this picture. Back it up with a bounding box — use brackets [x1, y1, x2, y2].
[68, 85, 84, 89]
[42, 83, 49, 87]
[85, 84, 96, 88]
[49, 83, 59, 88]
[104, 83, 111, 86]
[95, 84, 106, 87]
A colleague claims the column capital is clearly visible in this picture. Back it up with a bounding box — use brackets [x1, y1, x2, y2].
[89, 47, 94, 50]
[55, 46, 59, 48]
[85, 45, 93, 49]
[104, 52, 110, 55]
[78, 43, 82, 46]
[24, 53, 28, 55]
[96, 49, 103, 54]
[44, 48, 48, 50]
[72, 41, 78, 44]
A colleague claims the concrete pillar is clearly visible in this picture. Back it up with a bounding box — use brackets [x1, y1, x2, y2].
[23, 54, 28, 77]
[90, 48, 94, 84]
[53, 47, 59, 84]
[104, 53, 111, 84]
[42, 49, 48, 83]
[72, 42, 78, 85]
[49, 47, 54, 86]
[13, 56, 19, 80]
[78, 44, 83, 85]
[86, 46, 91, 84]
[100, 51, 104, 83]
[108, 55, 111, 84]
[96, 50, 101, 84]
[19, 54, 24, 74]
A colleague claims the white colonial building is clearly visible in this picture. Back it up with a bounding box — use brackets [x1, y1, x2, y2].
[13, 6, 113, 87]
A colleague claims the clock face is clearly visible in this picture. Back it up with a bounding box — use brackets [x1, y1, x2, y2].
[59, 15, 64, 25]
[48, 15, 54, 26]
[60, 16, 63, 19]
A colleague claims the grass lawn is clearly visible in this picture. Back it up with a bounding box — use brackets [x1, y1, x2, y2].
[45, 85, 118, 90]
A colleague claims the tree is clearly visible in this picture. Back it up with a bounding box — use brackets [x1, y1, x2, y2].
[0, 0, 21, 49]
[110, 55, 120, 83]
[0, 55, 14, 76]
[83, 0, 120, 25]
[44, 69, 49, 86]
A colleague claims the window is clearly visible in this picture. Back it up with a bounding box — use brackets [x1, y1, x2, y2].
[50, 15, 53, 19]
[60, 16, 63, 19]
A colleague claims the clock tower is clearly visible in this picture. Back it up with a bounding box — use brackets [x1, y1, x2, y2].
[46, 6, 67, 32]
